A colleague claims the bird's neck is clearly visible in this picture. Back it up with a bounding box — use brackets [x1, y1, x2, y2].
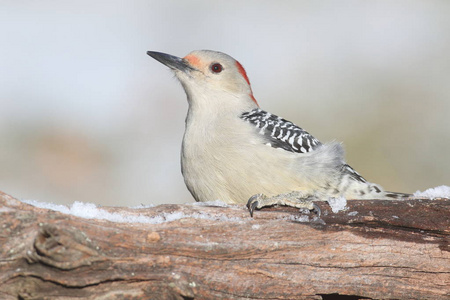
[186, 90, 257, 118]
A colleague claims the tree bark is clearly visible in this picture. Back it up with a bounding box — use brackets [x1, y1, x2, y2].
[0, 191, 449, 300]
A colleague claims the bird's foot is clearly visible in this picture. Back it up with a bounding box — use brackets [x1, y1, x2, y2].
[246, 191, 320, 217]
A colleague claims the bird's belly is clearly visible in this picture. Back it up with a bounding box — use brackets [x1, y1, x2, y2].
[181, 142, 316, 204]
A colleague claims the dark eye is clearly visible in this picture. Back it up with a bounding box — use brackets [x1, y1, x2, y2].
[211, 63, 223, 73]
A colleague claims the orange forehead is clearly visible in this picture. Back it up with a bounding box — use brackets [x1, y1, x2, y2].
[183, 54, 202, 68]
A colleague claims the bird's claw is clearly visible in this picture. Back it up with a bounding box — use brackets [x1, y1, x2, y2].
[246, 194, 264, 217]
[311, 203, 321, 218]
[247, 193, 320, 218]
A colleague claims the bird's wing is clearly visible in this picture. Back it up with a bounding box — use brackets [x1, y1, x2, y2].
[241, 108, 322, 154]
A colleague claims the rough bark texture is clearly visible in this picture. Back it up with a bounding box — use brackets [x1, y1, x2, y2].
[0, 190, 449, 300]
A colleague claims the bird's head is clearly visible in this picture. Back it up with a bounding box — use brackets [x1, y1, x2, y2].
[148, 50, 258, 111]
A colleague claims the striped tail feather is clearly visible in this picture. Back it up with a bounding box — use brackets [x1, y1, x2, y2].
[384, 191, 412, 199]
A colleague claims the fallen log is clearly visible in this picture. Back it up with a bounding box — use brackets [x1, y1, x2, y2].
[0, 191, 449, 299]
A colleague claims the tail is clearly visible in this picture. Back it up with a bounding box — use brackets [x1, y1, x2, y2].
[340, 164, 411, 200]
[384, 191, 412, 199]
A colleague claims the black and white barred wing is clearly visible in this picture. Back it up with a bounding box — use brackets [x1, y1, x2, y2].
[241, 108, 374, 186]
[241, 108, 321, 154]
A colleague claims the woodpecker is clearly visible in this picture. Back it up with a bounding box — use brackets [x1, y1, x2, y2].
[147, 50, 409, 216]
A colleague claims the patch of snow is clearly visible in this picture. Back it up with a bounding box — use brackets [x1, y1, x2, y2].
[22, 200, 242, 224]
[288, 214, 325, 224]
[22, 199, 71, 213]
[290, 215, 310, 222]
[298, 208, 312, 214]
[348, 211, 358, 216]
[251, 224, 261, 229]
[130, 204, 155, 209]
[191, 199, 231, 207]
[328, 197, 348, 213]
[414, 185, 450, 199]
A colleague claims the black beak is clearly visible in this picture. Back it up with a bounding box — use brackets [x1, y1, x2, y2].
[147, 51, 194, 72]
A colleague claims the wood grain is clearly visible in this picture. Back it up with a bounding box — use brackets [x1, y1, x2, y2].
[0, 191, 449, 299]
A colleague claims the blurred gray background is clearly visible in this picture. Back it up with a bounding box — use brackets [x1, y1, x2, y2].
[1, 1, 449, 206]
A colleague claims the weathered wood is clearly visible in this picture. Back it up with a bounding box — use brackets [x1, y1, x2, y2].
[0, 191, 449, 299]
